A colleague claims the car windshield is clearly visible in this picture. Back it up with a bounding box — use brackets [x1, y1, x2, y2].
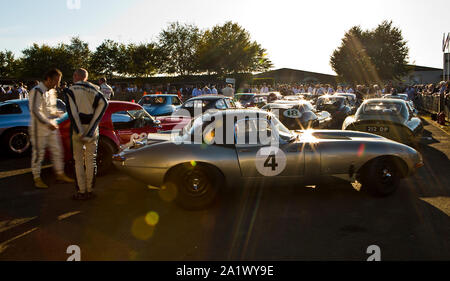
[317, 97, 344, 106]
[358, 101, 408, 119]
[183, 113, 293, 143]
[299, 102, 313, 112]
[384, 94, 408, 101]
[112, 109, 155, 123]
[139, 96, 166, 105]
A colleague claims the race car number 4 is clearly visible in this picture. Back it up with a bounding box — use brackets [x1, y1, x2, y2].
[255, 146, 287, 176]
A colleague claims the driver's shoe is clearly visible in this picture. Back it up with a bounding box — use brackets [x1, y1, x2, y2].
[34, 177, 49, 189]
[56, 173, 75, 184]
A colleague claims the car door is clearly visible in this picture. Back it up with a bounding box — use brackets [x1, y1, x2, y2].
[0, 103, 26, 129]
[234, 117, 304, 178]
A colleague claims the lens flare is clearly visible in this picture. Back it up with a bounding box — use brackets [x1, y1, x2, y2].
[190, 160, 197, 167]
[131, 216, 155, 241]
[159, 182, 178, 202]
[357, 143, 365, 157]
[145, 211, 159, 226]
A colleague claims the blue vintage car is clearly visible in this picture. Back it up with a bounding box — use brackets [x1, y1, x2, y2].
[137, 94, 182, 116]
[0, 99, 66, 155]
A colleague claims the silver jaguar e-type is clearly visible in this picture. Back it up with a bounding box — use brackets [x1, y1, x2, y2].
[113, 109, 423, 210]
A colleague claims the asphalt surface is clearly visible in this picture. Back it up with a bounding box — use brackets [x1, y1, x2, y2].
[0, 118, 449, 261]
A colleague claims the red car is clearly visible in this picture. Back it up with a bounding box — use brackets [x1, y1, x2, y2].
[59, 101, 190, 175]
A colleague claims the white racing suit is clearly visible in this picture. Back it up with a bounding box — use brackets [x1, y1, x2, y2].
[29, 82, 64, 179]
[64, 82, 108, 194]
[100, 83, 114, 100]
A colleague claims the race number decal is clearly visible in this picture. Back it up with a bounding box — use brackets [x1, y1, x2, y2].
[283, 108, 302, 119]
[255, 147, 287, 176]
[124, 133, 148, 148]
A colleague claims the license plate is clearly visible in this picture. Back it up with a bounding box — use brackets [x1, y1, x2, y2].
[367, 126, 389, 133]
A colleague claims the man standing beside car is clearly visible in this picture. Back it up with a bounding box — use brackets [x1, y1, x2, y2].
[29, 69, 74, 189]
[222, 84, 234, 98]
[64, 68, 108, 200]
[98, 77, 114, 100]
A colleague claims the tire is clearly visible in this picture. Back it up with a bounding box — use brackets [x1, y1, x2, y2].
[2, 128, 31, 156]
[96, 137, 117, 176]
[167, 163, 222, 210]
[361, 158, 401, 197]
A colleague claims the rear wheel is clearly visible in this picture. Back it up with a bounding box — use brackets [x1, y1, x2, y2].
[361, 158, 401, 196]
[2, 128, 31, 156]
[167, 163, 222, 210]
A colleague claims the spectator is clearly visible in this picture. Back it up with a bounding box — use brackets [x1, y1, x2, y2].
[260, 83, 269, 93]
[355, 85, 365, 102]
[192, 85, 201, 97]
[99, 77, 114, 100]
[202, 85, 211, 95]
[211, 85, 218, 95]
[406, 85, 416, 100]
[371, 84, 382, 98]
[326, 84, 335, 94]
[222, 84, 234, 98]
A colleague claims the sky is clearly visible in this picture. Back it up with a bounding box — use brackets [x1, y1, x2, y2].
[1, 0, 449, 75]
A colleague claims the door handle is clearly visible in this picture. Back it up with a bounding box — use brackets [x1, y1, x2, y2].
[239, 149, 250, 153]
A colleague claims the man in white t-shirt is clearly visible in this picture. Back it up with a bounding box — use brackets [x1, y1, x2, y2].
[98, 78, 114, 100]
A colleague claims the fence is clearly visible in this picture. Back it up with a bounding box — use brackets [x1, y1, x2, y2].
[415, 93, 450, 121]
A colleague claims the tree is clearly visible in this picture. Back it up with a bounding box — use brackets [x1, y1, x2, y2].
[0, 50, 18, 78]
[196, 21, 272, 75]
[330, 21, 409, 84]
[64, 36, 91, 70]
[125, 43, 162, 77]
[89, 39, 122, 79]
[158, 22, 201, 75]
[18, 43, 73, 80]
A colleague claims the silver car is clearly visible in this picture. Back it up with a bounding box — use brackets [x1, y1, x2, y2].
[113, 109, 424, 210]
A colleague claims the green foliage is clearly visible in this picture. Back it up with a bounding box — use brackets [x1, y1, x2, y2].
[158, 22, 201, 75]
[89, 39, 122, 79]
[197, 21, 272, 75]
[0, 50, 18, 78]
[19, 43, 72, 80]
[64, 36, 91, 70]
[3, 22, 273, 80]
[125, 43, 163, 77]
[330, 20, 409, 84]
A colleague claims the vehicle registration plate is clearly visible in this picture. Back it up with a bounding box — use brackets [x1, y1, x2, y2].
[367, 126, 389, 132]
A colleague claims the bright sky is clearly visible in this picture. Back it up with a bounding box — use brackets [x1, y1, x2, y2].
[1, 0, 449, 75]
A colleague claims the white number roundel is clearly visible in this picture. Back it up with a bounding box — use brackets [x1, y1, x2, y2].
[283, 108, 302, 119]
[255, 146, 287, 177]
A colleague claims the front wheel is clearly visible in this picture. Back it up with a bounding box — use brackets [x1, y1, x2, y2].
[167, 163, 222, 210]
[361, 158, 401, 196]
[2, 128, 31, 156]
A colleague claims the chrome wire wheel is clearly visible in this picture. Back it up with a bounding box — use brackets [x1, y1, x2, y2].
[182, 169, 210, 197]
[9, 131, 30, 154]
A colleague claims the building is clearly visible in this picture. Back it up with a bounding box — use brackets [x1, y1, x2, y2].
[402, 65, 443, 84]
[254, 68, 337, 84]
